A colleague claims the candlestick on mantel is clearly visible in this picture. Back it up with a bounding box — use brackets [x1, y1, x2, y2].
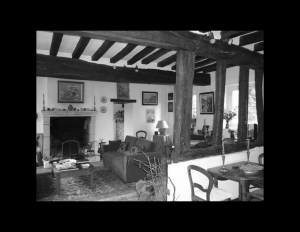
[43, 94, 45, 111]
[222, 142, 225, 154]
[94, 95, 96, 110]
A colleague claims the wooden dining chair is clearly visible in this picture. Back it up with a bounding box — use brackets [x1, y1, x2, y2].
[136, 130, 147, 139]
[187, 165, 233, 201]
[247, 153, 264, 201]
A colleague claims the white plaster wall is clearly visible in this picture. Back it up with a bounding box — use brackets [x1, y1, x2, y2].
[36, 77, 47, 133]
[167, 146, 264, 201]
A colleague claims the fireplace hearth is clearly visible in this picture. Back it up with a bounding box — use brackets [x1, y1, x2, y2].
[41, 111, 98, 158]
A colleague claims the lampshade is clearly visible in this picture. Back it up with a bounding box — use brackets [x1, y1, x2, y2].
[156, 120, 169, 135]
[156, 120, 169, 129]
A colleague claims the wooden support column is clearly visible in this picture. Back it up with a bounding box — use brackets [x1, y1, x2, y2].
[212, 60, 227, 147]
[255, 69, 264, 145]
[173, 50, 195, 159]
[237, 66, 249, 143]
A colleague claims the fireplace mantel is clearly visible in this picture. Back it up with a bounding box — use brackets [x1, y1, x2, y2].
[41, 110, 98, 158]
[41, 110, 98, 117]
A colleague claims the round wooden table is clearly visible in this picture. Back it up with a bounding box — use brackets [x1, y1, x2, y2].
[207, 161, 263, 201]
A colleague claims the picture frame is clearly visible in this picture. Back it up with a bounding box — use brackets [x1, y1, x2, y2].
[168, 93, 173, 100]
[146, 109, 155, 123]
[58, 81, 84, 103]
[168, 102, 173, 112]
[142, 91, 158, 105]
[200, 92, 214, 114]
[117, 83, 130, 99]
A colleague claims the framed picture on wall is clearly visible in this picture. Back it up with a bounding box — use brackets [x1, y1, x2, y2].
[168, 102, 173, 112]
[58, 81, 84, 103]
[200, 91, 214, 114]
[146, 109, 155, 123]
[168, 93, 173, 100]
[117, 83, 130, 99]
[142, 92, 158, 105]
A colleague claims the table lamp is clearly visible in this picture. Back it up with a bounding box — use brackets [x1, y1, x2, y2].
[156, 120, 169, 135]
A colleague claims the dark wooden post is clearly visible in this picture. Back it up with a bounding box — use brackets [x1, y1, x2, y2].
[212, 60, 227, 147]
[255, 69, 264, 145]
[173, 50, 195, 158]
[237, 66, 249, 143]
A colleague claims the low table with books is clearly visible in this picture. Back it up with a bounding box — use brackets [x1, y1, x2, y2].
[51, 157, 94, 193]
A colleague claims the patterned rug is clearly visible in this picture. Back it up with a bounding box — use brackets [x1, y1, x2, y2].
[36, 166, 137, 201]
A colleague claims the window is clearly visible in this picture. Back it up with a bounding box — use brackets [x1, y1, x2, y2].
[192, 94, 197, 127]
[225, 83, 257, 129]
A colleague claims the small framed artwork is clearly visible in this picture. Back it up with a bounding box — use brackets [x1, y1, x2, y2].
[168, 102, 173, 112]
[117, 83, 130, 99]
[142, 92, 158, 105]
[146, 109, 155, 123]
[58, 81, 84, 103]
[168, 93, 173, 100]
[200, 91, 214, 114]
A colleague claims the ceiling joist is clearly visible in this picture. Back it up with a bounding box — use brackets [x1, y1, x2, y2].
[194, 58, 215, 70]
[254, 42, 264, 52]
[37, 54, 211, 86]
[127, 46, 156, 65]
[157, 54, 176, 67]
[45, 31, 263, 70]
[91, 40, 115, 61]
[72, 37, 91, 59]
[49, 32, 63, 56]
[220, 31, 254, 39]
[141, 49, 170, 65]
[239, 31, 264, 47]
[110, 43, 138, 63]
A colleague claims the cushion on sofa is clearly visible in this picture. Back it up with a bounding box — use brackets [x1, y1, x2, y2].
[117, 142, 128, 153]
[108, 140, 122, 151]
[135, 138, 156, 152]
[130, 145, 145, 154]
[124, 136, 138, 151]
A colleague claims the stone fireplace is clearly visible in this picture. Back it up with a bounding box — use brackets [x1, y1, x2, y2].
[41, 111, 98, 158]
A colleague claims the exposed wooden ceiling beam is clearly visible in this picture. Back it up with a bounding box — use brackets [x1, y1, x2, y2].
[37, 54, 211, 86]
[110, 43, 138, 63]
[194, 58, 215, 69]
[127, 46, 156, 65]
[91, 40, 115, 61]
[254, 42, 264, 51]
[198, 31, 209, 33]
[171, 55, 206, 70]
[196, 62, 237, 73]
[141, 49, 170, 65]
[72, 37, 91, 59]
[49, 32, 63, 56]
[157, 54, 176, 67]
[220, 31, 254, 39]
[45, 31, 263, 69]
[239, 31, 263, 47]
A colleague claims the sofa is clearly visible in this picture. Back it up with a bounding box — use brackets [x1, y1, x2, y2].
[103, 135, 162, 183]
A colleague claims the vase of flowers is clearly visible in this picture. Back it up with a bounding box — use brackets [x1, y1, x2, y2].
[223, 110, 237, 129]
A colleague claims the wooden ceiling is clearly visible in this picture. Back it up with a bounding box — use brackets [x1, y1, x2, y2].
[36, 31, 263, 85]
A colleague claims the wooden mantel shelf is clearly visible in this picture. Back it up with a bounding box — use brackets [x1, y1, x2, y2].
[41, 110, 98, 117]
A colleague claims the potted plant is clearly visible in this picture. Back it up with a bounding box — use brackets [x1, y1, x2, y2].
[223, 109, 237, 129]
[127, 151, 176, 201]
[113, 110, 124, 123]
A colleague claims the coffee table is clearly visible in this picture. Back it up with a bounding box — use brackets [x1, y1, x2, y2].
[52, 164, 94, 193]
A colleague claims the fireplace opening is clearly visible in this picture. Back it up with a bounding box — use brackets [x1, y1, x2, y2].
[50, 117, 90, 157]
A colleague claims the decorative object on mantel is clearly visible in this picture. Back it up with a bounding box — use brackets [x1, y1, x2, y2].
[68, 104, 73, 111]
[93, 95, 96, 111]
[43, 94, 45, 111]
[100, 106, 107, 113]
[100, 96, 107, 103]
[47, 108, 50, 111]
[156, 120, 169, 135]
[223, 109, 237, 129]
